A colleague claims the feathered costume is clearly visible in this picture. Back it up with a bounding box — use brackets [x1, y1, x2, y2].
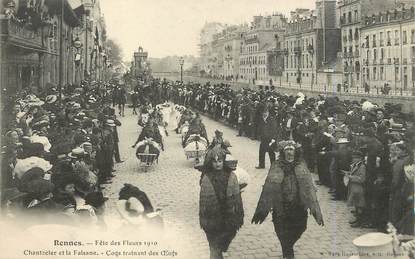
[252, 159, 323, 258]
[199, 146, 244, 256]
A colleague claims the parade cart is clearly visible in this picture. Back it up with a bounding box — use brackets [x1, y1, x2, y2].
[184, 134, 207, 164]
[135, 138, 160, 172]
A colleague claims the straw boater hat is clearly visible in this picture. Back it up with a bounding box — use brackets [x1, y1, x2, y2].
[68, 147, 87, 159]
[45, 95, 58, 104]
[116, 197, 146, 225]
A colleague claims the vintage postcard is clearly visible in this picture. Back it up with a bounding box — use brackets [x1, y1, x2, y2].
[0, 0, 414, 258]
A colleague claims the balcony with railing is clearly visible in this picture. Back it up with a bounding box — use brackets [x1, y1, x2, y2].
[0, 17, 44, 50]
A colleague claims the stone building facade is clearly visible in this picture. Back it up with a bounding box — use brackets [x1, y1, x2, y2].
[0, 0, 80, 96]
[338, 0, 401, 90]
[360, 5, 415, 93]
[239, 14, 286, 84]
[0, 0, 108, 99]
[219, 25, 247, 80]
[284, 0, 340, 86]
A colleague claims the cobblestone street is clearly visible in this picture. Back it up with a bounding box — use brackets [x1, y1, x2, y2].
[105, 106, 370, 259]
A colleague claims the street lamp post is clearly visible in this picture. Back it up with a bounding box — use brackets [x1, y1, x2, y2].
[73, 37, 82, 85]
[307, 44, 314, 90]
[179, 57, 184, 82]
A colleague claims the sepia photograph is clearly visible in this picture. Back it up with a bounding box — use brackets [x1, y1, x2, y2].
[0, 0, 414, 258]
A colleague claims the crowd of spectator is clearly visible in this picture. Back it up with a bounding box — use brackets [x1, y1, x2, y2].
[1, 80, 124, 228]
[165, 80, 414, 234]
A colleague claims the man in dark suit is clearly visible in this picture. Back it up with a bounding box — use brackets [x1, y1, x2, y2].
[256, 108, 277, 169]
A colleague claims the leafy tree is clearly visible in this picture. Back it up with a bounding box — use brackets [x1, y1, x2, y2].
[106, 38, 123, 66]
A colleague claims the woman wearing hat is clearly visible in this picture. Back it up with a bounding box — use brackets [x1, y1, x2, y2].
[52, 173, 80, 209]
[252, 140, 324, 259]
[199, 146, 244, 259]
[314, 119, 335, 187]
[25, 179, 57, 211]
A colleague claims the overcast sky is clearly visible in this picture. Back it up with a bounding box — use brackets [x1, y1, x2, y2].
[100, 0, 316, 60]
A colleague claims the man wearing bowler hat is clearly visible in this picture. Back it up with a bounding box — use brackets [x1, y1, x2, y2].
[256, 107, 277, 169]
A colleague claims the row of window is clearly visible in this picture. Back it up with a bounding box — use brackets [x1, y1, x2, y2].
[285, 37, 314, 52]
[362, 66, 415, 82]
[239, 67, 267, 75]
[345, 72, 361, 81]
[344, 45, 415, 60]
[341, 9, 359, 25]
[286, 72, 314, 78]
[343, 29, 415, 47]
[363, 29, 415, 48]
[363, 46, 415, 62]
[285, 54, 314, 69]
[287, 20, 315, 34]
[240, 55, 267, 65]
[244, 44, 259, 54]
[343, 28, 359, 43]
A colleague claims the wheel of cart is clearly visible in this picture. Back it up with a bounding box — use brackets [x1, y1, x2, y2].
[185, 149, 206, 164]
[136, 153, 158, 172]
[135, 138, 161, 172]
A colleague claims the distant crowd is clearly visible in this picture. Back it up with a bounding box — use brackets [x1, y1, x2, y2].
[162, 79, 414, 234]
